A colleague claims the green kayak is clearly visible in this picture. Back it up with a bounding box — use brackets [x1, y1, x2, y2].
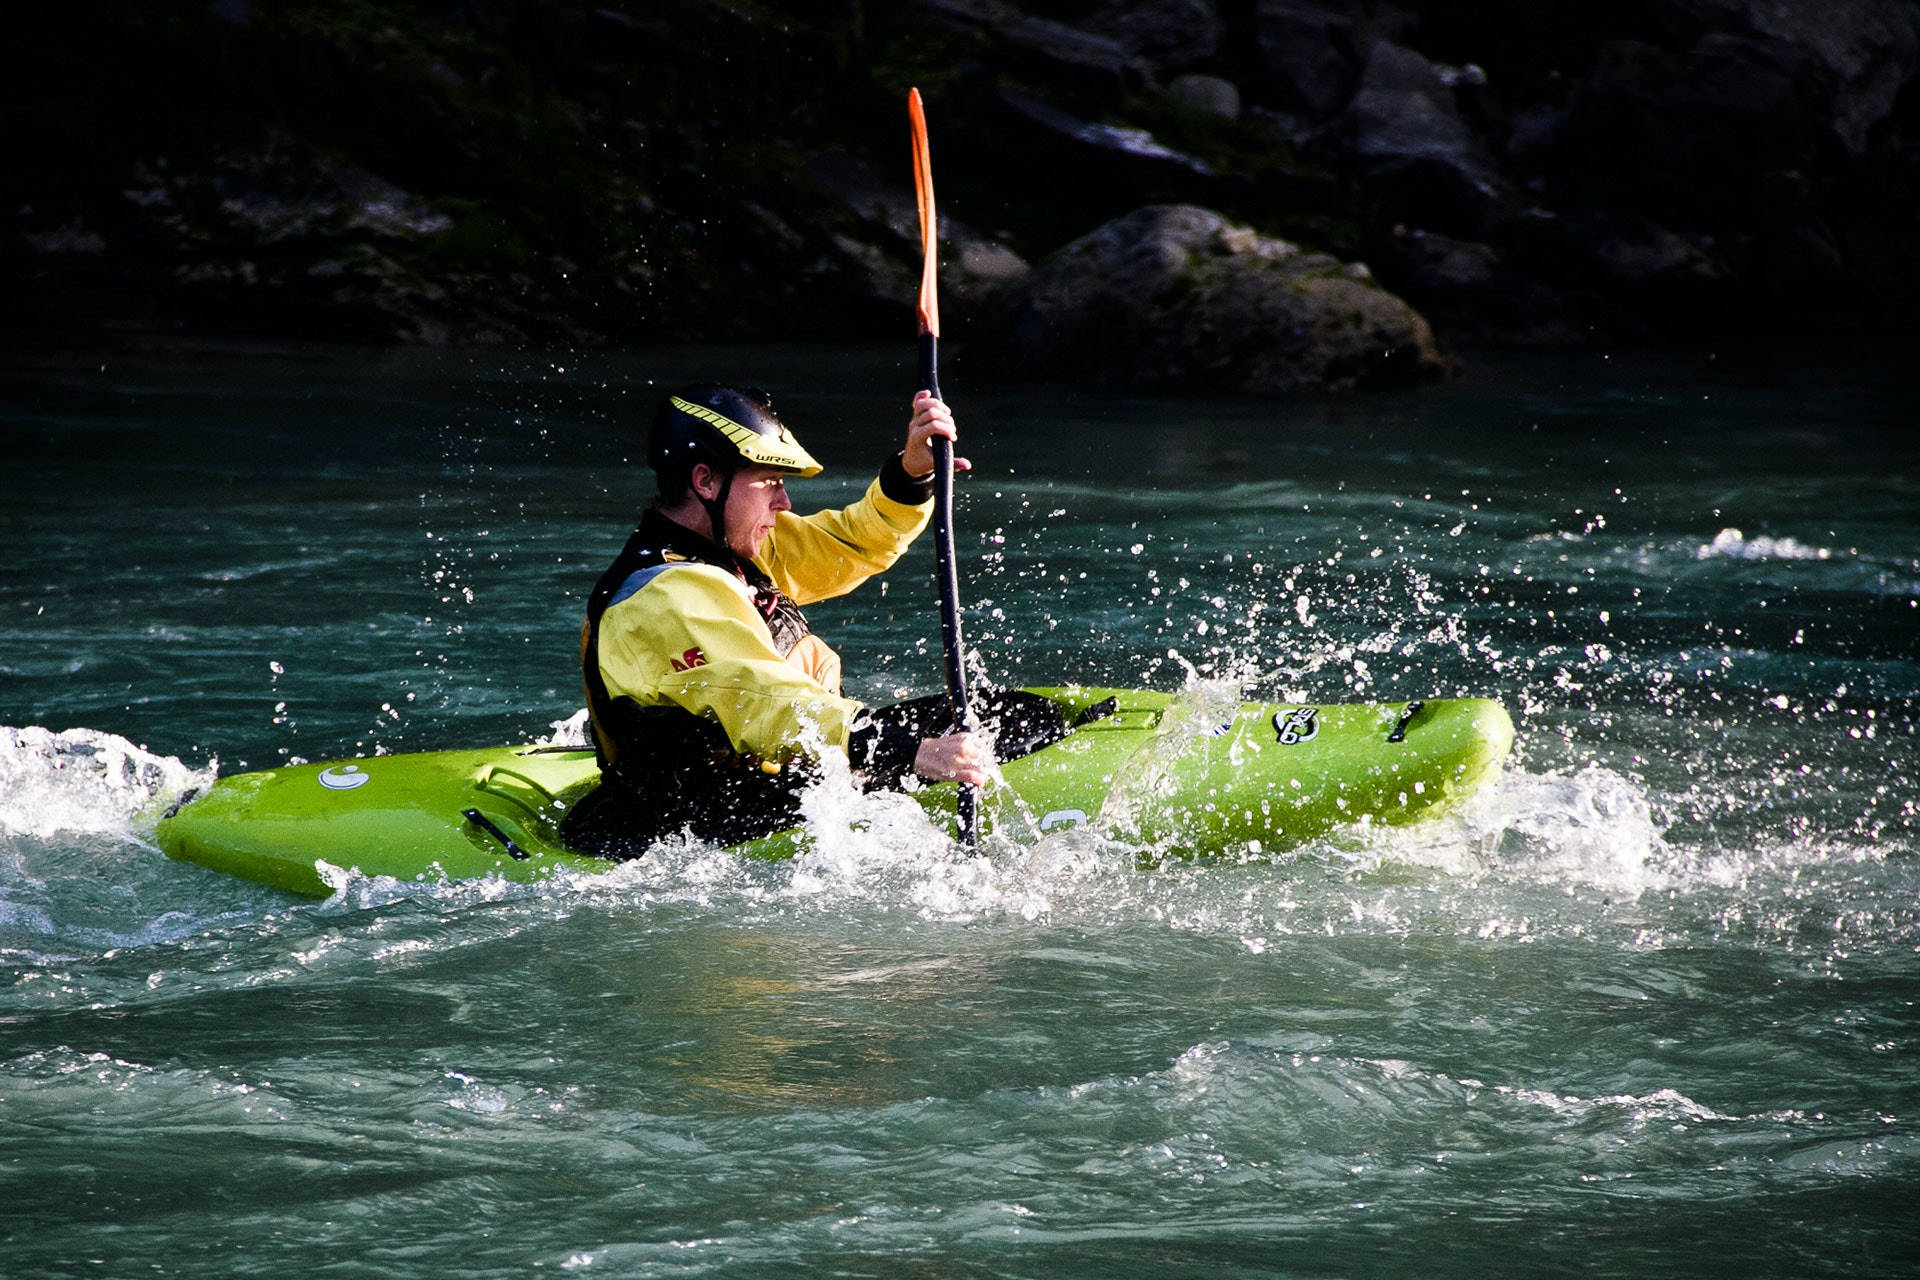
[155, 686, 1514, 897]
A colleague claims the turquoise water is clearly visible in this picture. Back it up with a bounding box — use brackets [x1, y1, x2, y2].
[3, 342, 1916, 1276]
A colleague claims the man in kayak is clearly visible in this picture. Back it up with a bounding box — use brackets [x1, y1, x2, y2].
[563, 384, 993, 855]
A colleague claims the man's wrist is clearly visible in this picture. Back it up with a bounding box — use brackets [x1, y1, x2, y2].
[878, 451, 935, 505]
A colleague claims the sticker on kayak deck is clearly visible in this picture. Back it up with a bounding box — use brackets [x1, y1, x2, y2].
[317, 765, 370, 790]
[1273, 708, 1319, 745]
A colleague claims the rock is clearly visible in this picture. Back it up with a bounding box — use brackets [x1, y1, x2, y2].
[1392, 228, 1500, 292]
[1490, 207, 1734, 336]
[1559, 1, 1920, 222]
[1336, 40, 1513, 236]
[1684, 0, 1918, 157]
[1381, 225, 1583, 345]
[1008, 204, 1450, 393]
[807, 151, 1032, 331]
[908, 0, 1152, 102]
[1502, 104, 1566, 169]
[994, 90, 1217, 182]
[973, 88, 1231, 246]
[19, 223, 110, 256]
[1076, 0, 1225, 74]
[1252, 1, 1364, 119]
[1564, 212, 1724, 291]
[1167, 74, 1242, 120]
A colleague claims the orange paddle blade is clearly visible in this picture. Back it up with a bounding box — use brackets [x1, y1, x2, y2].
[909, 87, 940, 338]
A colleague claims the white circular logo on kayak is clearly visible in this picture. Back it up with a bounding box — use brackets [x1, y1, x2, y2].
[317, 765, 370, 790]
[1273, 707, 1319, 745]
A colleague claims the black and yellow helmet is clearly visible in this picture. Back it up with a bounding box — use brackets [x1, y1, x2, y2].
[649, 385, 822, 490]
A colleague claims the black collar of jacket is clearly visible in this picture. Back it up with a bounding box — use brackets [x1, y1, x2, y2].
[636, 507, 772, 589]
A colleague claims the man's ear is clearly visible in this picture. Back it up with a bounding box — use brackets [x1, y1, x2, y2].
[688, 462, 722, 502]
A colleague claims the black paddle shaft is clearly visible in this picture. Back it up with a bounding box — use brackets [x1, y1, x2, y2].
[919, 331, 978, 843]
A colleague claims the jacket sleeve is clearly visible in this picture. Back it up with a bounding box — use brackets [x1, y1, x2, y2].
[598, 564, 863, 761]
[756, 459, 933, 606]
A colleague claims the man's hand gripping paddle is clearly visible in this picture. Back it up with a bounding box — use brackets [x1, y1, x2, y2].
[910, 88, 979, 845]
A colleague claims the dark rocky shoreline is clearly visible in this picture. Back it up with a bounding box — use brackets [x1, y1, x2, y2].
[7, 1, 1918, 391]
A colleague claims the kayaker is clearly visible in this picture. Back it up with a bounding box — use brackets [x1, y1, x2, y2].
[563, 384, 993, 855]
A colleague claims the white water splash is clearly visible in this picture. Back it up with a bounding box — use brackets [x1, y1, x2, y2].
[1695, 527, 1833, 562]
[1461, 764, 1669, 896]
[542, 707, 593, 747]
[0, 726, 211, 839]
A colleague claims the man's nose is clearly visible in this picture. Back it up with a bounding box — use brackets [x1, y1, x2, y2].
[772, 486, 792, 512]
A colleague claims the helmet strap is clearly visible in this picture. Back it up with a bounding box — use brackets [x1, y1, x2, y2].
[701, 468, 737, 565]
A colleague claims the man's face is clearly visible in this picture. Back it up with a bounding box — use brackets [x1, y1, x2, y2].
[723, 465, 793, 559]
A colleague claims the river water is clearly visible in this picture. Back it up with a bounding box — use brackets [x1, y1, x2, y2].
[3, 341, 1915, 1276]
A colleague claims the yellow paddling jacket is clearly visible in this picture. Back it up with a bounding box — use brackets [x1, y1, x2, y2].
[580, 456, 934, 785]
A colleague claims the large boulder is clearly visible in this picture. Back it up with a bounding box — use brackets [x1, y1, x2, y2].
[1336, 40, 1513, 236]
[1008, 204, 1450, 393]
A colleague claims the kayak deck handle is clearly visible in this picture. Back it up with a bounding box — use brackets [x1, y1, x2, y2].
[1071, 697, 1120, 729]
[463, 808, 531, 860]
[1387, 701, 1426, 743]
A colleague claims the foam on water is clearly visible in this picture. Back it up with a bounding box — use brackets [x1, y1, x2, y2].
[0, 725, 211, 838]
[1697, 526, 1834, 562]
